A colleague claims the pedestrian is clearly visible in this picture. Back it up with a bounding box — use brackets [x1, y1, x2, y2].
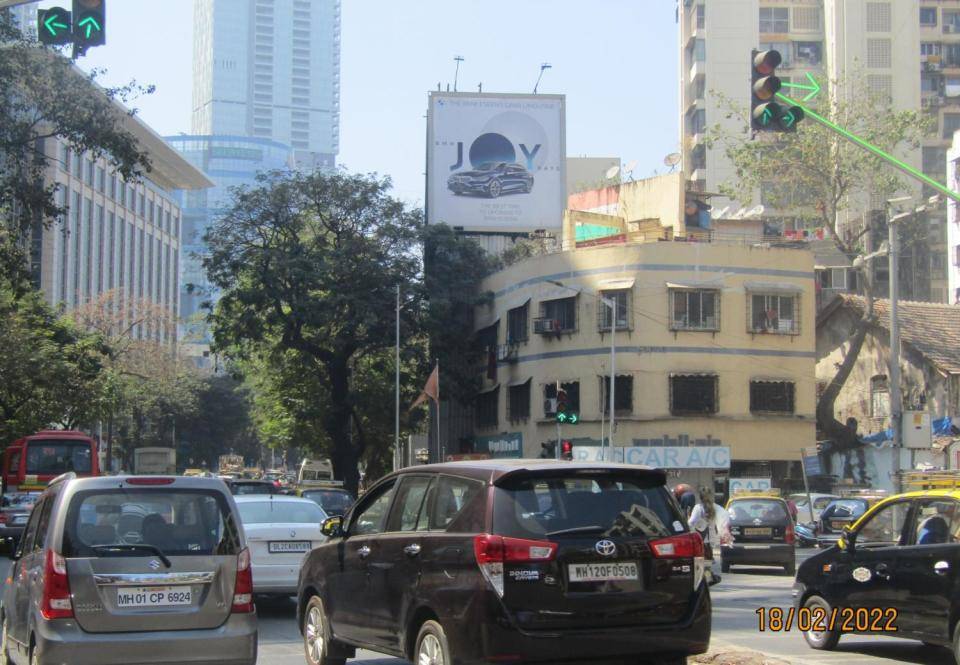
[689, 486, 732, 586]
[672, 483, 697, 518]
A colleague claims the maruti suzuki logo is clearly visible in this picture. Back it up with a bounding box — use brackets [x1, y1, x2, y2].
[449, 132, 541, 171]
[148, 559, 161, 570]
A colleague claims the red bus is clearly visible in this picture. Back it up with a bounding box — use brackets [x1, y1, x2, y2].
[2, 430, 99, 493]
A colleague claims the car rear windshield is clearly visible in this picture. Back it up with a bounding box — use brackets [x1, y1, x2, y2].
[26, 440, 92, 475]
[237, 500, 324, 524]
[232, 483, 275, 495]
[728, 499, 787, 523]
[302, 490, 353, 515]
[63, 489, 241, 557]
[822, 499, 868, 519]
[493, 473, 682, 540]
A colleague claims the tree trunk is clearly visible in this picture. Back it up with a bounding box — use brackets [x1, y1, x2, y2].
[324, 358, 361, 495]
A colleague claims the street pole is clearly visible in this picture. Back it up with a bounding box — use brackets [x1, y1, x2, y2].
[395, 285, 400, 472]
[888, 212, 904, 493]
[555, 379, 562, 461]
[608, 297, 616, 460]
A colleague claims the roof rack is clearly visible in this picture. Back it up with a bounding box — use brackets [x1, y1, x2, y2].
[904, 471, 960, 491]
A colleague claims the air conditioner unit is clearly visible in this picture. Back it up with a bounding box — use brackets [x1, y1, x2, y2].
[544, 398, 558, 415]
[534, 318, 562, 334]
[497, 344, 518, 363]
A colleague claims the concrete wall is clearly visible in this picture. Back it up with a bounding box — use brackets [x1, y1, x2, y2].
[474, 241, 817, 463]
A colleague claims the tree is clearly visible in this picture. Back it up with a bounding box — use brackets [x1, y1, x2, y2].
[176, 374, 261, 471]
[706, 75, 931, 451]
[204, 170, 423, 493]
[0, 11, 152, 281]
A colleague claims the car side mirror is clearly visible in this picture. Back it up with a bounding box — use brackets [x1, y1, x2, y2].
[321, 516, 344, 538]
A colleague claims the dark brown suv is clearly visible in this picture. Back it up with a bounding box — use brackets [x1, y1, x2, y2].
[296, 460, 711, 665]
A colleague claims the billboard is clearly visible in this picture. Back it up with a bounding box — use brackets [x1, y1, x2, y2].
[427, 92, 566, 232]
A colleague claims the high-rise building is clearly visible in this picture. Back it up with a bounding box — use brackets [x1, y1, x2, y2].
[191, 0, 341, 170]
[678, 0, 953, 302]
[9, 1, 38, 39]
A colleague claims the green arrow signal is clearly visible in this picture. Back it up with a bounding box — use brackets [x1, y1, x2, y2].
[761, 107, 774, 126]
[782, 109, 797, 129]
[781, 72, 822, 102]
[776, 91, 960, 203]
[43, 13, 69, 37]
[568, 413, 579, 425]
[78, 15, 102, 39]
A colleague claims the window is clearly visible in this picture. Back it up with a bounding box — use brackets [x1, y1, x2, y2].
[696, 4, 704, 29]
[508, 380, 531, 421]
[795, 41, 822, 65]
[539, 297, 577, 333]
[866, 38, 892, 68]
[759, 7, 789, 33]
[476, 386, 499, 428]
[871, 375, 890, 418]
[913, 499, 960, 545]
[867, 74, 893, 103]
[944, 113, 960, 139]
[386, 476, 432, 532]
[921, 42, 942, 57]
[350, 481, 396, 536]
[96, 166, 105, 192]
[856, 501, 910, 546]
[948, 77, 960, 97]
[922, 72, 941, 94]
[109, 174, 117, 200]
[670, 374, 718, 415]
[760, 42, 792, 67]
[688, 108, 706, 135]
[544, 381, 580, 416]
[693, 38, 705, 62]
[946, 10, 960, 31]
[507, 303, 528, 343]
[428, 475, 485, 532]
[750, 381, 795, 413]
[750, 293, 798, 333]
[670, 288, 719, 331]
[866, 2, 891, 32]
[792, 6, 820, 31]
[598, 289, 630, 330]
[921, 7, 938, 27]
[600, 375, 633, 414]
[85, 158, 94, 185]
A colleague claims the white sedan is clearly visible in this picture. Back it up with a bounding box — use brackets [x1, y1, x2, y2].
[235, 495, 327, 596]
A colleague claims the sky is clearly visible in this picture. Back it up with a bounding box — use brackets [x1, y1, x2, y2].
[29, 0, 679, 206]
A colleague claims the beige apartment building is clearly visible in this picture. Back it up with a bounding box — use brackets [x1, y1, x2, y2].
[470, 239, 817, 493]
[679, 0, 952, 302]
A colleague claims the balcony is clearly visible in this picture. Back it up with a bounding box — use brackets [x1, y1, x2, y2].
[689, 59, 705, 82]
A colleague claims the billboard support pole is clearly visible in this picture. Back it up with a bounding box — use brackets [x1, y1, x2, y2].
[800, 453, 815, 524]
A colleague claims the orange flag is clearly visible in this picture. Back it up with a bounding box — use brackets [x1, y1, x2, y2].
[409, 364, 439, 410]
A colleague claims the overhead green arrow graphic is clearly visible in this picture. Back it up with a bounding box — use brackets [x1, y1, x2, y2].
[78, 15, 101, 39]
[43, 13, 69, 37]
[776, 91, 960, 203]
[781, 72, 822, 102]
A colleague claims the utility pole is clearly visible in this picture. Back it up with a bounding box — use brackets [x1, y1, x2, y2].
[608, 297, 616, 459]
[887, 203, 909, 493]
[394, 285, 400, 472]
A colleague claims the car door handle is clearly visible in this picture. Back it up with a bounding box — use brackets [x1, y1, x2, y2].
[875, 563, 891, 580]
[935, 560, 950, 575]
[357, 546, 371, 559]
[404, 544, 421, 557]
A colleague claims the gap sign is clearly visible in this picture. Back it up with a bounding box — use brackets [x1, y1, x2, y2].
[573, 446, 730, 469]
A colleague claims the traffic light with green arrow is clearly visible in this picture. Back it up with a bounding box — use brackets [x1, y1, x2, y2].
[38, 7, 73, 46]
[73, 0, 106, 51]
[751, 49, 804, 133]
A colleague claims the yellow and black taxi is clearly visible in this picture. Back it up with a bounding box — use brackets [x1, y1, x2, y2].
[815, 490, 887, 548]
[724, 490, 796, 575]
[794, 473, 960, 661]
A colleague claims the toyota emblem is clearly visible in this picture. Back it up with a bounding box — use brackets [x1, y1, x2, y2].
[595, 540, 617, 557]
[148, 559, 161, 570]
[290, 529, 297, 538]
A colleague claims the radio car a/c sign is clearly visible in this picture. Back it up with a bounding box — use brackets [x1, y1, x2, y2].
[729, 477, 773, 493]
[573, 446, 730, 469]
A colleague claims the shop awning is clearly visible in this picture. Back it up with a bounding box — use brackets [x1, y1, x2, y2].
[744, 281, 803, 294]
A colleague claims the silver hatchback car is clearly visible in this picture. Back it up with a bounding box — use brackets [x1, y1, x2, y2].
[0, 474, 257, 665]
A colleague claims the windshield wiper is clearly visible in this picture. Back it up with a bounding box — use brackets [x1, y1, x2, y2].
[92, 544, 171, 568]
[546, 525, 606, 537]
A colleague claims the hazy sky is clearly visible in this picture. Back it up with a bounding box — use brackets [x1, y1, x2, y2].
[32, 0, 679, 205]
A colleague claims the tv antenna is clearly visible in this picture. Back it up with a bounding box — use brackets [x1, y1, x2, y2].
[453, 56, 464, 92]
[624, 160, 638, 181]
[605, 165, 620, 180]
[664, 152, 682, 173]
[533, 63, 552, 94]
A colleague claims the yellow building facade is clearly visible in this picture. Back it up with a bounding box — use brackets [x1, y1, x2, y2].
[471, 240, 817, 492]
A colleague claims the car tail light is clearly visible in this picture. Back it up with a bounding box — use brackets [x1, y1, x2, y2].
[649, 532, 704, 559]
[41, 550, 73, 620]
[474, 534, 557, 598]
[232, 548, 254, 613]
[0, 513, 8, 526]
[784, 521, 795, 545]
[125, 477, 175, 485]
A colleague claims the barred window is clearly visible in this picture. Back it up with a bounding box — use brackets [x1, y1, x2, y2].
[508, 380, 531, 421]
[598, 289, 630, 331]
[750, 381, 795, 413]
[871, 375, 890, 418]
[476, 387, 499, 429]
[867, 38, 892, 68]
[600, 375, 634, 414]
[539, 297, 577, 333]
[670, 288, 720, 331]
[749, 293, 799, 334]
[792, 6, 821, 31]
[507, 303, 528, 343]
[670, 374, 718, 415]
[866, 2, 891, 32]
[759, 7, 789, 33]
[544, 382, 580, 416]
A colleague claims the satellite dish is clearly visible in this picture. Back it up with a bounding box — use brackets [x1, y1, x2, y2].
[664, 153, 682, 167]
[605, 166, 620, 180]
[625, 160, 638, 172]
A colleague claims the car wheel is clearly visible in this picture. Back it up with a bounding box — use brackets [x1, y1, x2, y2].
[302, 596, 345, 665]
[487, 181, 501, 198]
[416, 620, 451, 665]
[802, 595, 841, 650]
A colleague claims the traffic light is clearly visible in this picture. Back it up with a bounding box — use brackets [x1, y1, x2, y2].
[554, 389, 579, 424]
[539, 441, 556, 459]
[560, 440, 573, 461]
[72, 0, 106, 51]
[751, 49, 804, 133]
[38, 7, 73, 46]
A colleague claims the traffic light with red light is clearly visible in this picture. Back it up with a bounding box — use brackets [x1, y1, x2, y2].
[560, 440, 573, 461]
[751, 49, 804, 133]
